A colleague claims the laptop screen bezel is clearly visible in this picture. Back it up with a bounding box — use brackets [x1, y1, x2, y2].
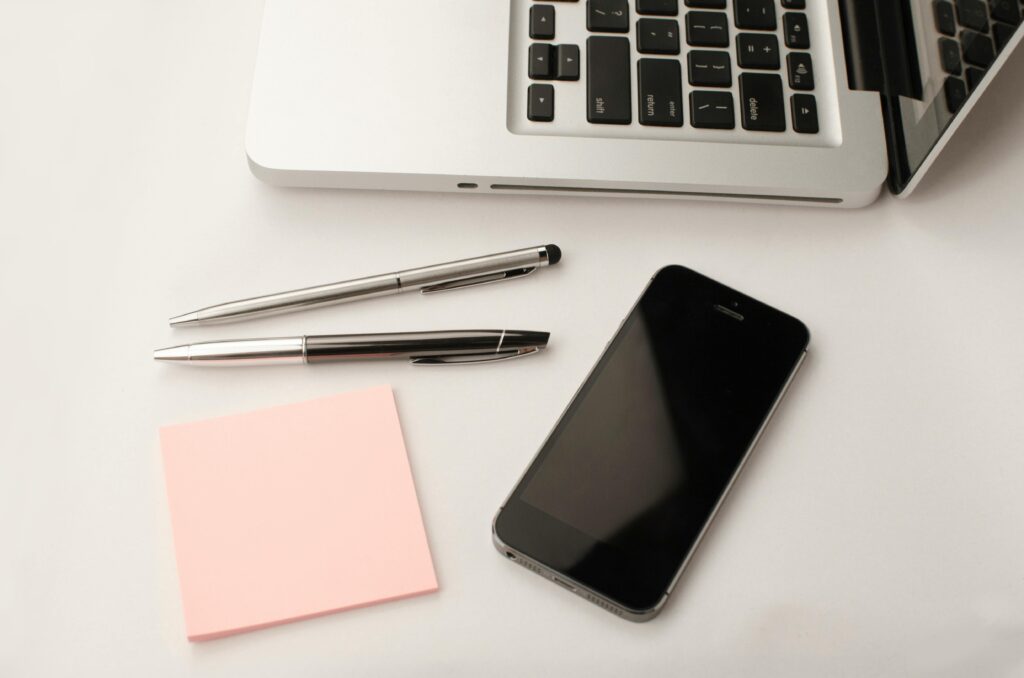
[879, 1, 1024, 196]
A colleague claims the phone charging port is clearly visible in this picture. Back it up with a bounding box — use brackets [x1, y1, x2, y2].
[552, 577, 576, 592]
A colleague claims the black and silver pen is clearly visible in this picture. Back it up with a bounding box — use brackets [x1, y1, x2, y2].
[153, 330, 550, 366]
[169, 245, 562, 326]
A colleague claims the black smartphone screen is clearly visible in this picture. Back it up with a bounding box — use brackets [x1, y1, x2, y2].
[495, 266, 809, 614]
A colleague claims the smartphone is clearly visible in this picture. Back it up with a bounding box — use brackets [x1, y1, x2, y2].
[493, 265, 810, 621]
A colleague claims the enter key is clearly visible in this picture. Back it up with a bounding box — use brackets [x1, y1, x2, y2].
[638, 59, 683, 126]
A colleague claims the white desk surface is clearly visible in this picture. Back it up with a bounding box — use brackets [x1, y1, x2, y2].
[2, 2, 1023, 676]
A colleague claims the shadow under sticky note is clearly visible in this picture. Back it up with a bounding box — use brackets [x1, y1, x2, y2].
[160, 385, 438, 641]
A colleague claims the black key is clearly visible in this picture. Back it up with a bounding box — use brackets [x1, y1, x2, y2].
[556, 44, 580, 80]
[989, 0, 1021, 25]
[686, 11, 729, 46]
[688, 50, 732, 86]
[690, 91, 735, 128]
[956, 0, 989, 31]
[781, 0, 805, 7]
[783, 13, 811, 48]
[638, 19, 681, 53]
[529, 43, 555, 79]
[938, 37, 963, 74]
[934, 1, 957, 34]
[962, 30, 996, 66]
[965, 66, 986, 91]
[528, 84, 555, 121]
[944, 75, 968, 113]
[993, 21, 1016, 51]
[637, 0, 679, 15]
[739, 73, 786, 131]
[790, 94, 818, 133]
[735, 0, 777, 30]
[737, 33, 780, 69]
[787, 52, 815, 89]
[638, 59, 684, 126]
[588, 0, 629, 32]
[685, 0, 726, 7]
[587, 36, 632, 123]
[530, 5, 556, 40]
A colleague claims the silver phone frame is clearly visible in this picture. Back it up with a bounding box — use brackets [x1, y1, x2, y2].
[492, 268, 809, 622]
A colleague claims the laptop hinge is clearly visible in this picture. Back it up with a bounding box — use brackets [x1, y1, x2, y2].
[837, 0, 922, 99]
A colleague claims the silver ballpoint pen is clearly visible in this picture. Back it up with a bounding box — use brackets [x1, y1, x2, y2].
[169, 244, 562, 326]
[153, 330, 550, 366]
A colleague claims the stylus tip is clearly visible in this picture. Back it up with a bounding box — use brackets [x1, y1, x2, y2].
[544, 244, 562, 265]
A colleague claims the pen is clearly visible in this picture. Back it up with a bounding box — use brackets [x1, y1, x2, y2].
[153, 330, 550, 366]
[169, 244, 563, 326]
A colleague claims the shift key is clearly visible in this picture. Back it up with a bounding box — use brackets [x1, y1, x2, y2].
[588, 36, 632, 124]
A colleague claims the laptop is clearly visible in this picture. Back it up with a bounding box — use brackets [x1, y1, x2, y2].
[245, 0, 1022, 208]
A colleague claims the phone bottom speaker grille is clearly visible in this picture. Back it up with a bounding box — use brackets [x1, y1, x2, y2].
[511, 553, 627, 617]
[582, 592, 625, 617]
[515, 557, 545, 576]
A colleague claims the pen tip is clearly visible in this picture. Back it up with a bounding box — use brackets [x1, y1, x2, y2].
[543, 244, 562, 265]
[154, 345, 191, 361]
[169, 312, 199, 327]
[505, 330, 550, 349]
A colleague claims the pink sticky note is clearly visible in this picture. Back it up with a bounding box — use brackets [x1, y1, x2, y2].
[160, 386, 437, 641]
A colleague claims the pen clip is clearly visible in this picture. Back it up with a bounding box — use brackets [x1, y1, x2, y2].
[409, 347, 540, 365]
[419, 268, 536, 294]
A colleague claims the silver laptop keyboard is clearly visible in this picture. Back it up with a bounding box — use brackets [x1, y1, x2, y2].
[522, 0, 819, 133]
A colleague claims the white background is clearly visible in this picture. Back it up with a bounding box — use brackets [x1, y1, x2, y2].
[2, 2, 1023, 676]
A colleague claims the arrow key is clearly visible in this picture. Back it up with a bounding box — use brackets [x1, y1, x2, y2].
[528, 84, 555, 122]
[530, 5, 556, 40]
[557, 44, 580, 80]
[529, 43, 555, 79]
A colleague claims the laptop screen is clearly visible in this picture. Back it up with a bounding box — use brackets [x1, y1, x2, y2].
[882, 0, 1021, 193]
